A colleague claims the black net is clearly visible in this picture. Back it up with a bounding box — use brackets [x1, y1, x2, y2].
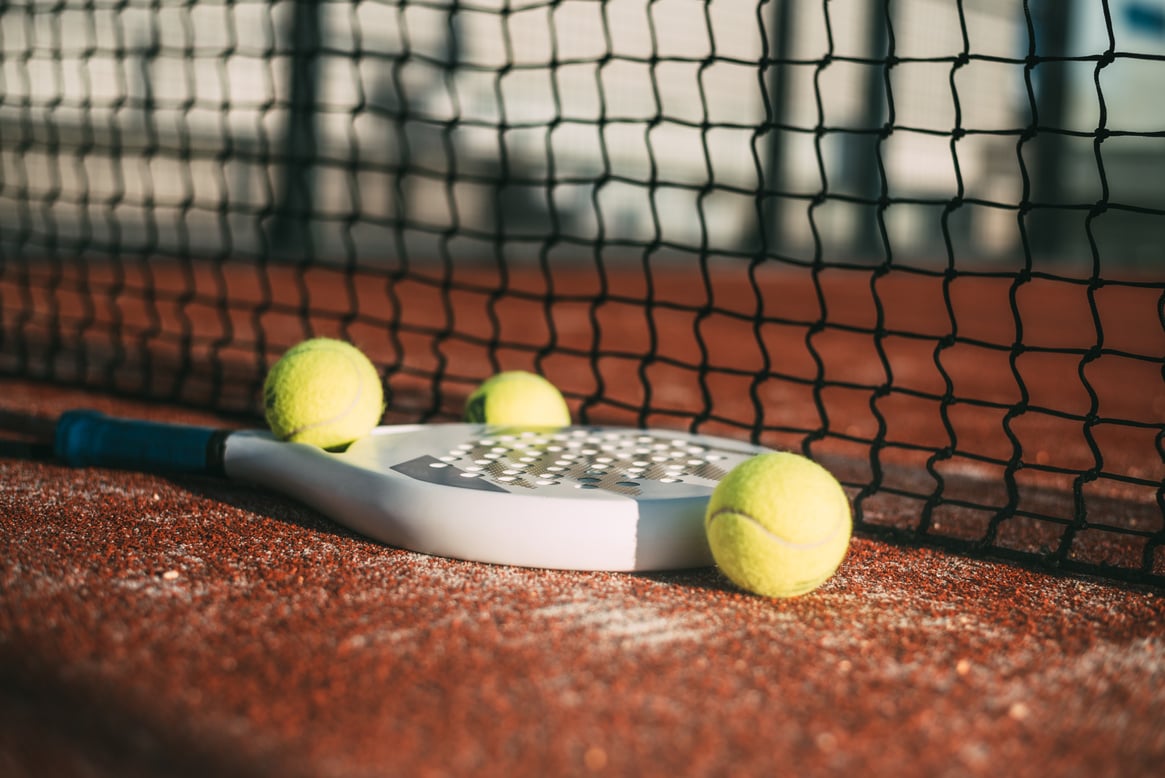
[1, 0, 1163, 584]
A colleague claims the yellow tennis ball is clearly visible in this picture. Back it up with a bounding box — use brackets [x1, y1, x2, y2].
[464, 370, 571, 427]
[263, 338, 384, 450]
[705, 452, 851, 598]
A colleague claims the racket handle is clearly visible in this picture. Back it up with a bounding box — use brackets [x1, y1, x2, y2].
[54, 410, 228, 476]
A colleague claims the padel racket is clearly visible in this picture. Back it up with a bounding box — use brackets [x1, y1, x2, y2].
[54, 410, 771, 571]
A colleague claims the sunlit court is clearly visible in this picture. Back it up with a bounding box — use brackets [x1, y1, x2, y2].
[2, 1, 1163, 775]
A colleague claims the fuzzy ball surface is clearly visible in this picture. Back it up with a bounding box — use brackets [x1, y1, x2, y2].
[264, 338, 384, 450]
[704, 451, 851, 598]
[464, 371, 571, 428]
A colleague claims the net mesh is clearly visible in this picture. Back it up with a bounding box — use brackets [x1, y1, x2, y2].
[1, 0, 1163, 584]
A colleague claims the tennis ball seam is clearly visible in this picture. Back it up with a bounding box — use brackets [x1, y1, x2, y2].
[281, 344, 371, 441]
[705, 507, 844, 550]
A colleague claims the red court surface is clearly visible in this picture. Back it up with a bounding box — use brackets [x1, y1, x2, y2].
[1, 262, 1163, 776]
[1, 377, 1164, 777]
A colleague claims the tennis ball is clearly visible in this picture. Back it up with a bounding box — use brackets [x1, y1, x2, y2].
[464, 370, 571, 427]
[264, 338, 384, 450]
[704, 452, 851, 598]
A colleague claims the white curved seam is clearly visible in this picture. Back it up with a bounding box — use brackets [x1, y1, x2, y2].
[706, 508, 842, 551]
[286, 348, 366, 439]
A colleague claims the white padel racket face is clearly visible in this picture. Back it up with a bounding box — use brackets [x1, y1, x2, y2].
[227, 424, 770, 571]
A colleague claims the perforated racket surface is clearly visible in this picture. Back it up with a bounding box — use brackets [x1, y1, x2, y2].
[56, 413, 771, 570]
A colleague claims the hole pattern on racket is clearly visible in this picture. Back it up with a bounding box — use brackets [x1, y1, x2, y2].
[418, 428, 736, 497]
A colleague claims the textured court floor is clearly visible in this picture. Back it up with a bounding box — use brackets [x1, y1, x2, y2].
[1, 377, 1162, 778]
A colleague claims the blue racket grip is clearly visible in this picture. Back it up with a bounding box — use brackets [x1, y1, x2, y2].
[54, 410, 228, 476]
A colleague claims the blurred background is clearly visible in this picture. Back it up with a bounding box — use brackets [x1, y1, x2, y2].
[2, 0, 1162, 274]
